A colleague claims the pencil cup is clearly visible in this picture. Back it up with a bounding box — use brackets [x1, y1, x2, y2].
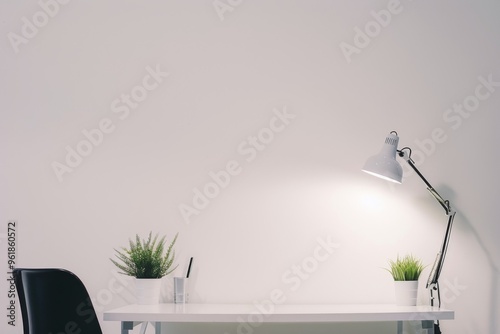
[174, 277, 187, 304]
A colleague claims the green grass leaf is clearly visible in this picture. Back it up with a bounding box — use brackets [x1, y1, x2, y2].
[110, 232, 179, 278]
[385, 254, 425, 281]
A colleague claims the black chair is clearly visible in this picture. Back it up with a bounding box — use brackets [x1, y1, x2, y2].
[13, 268, 102, 334]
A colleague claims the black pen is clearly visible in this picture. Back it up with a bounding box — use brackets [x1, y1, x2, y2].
[186, 257, 193, 278]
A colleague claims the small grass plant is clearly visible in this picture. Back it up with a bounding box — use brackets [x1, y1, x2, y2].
[111, 232, 178, 279]
[386, 254, 425, 281]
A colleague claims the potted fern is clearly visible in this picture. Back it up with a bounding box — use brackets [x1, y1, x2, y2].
[111, 232, 178, 304]
[386, 254, 425, 306]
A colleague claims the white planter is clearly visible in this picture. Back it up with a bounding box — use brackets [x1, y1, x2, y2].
[394, 280, 418, 306]
[135, 278, 162, 305]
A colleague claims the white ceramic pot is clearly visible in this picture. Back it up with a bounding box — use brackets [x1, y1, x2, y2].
[394, 280, 418, 306]
[135, 278, 162, 305]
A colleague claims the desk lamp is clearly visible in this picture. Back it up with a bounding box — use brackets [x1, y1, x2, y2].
[362, 131, 456, 333]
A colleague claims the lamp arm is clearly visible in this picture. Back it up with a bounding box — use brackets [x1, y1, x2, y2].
[428, 211, 456, 286]
[397, 148, 457, 307]
[397, 149, 451, 215]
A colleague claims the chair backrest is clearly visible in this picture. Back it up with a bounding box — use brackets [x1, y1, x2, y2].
[13, 268, 102, 334]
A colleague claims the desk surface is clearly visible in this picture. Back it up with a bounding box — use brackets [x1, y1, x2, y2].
[103, 303, 454, 323]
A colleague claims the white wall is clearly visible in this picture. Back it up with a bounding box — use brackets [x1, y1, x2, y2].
[1, 1, 499, 334]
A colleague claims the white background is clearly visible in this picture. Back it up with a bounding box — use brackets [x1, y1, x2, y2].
[1, 1, 499, 333]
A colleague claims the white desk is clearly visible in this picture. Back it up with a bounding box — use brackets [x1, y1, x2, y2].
[103, 303, 454, 334]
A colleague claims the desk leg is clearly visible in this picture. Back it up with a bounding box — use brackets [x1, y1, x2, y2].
[153, 322, 161, 334]
[136, 321, 161, 334]
[139, 322, 148, 334]
[397, 320, 436, 334]
[121, 321, 160, 334]
[422, 320, 434, 334]
[121, 321, 134, 334]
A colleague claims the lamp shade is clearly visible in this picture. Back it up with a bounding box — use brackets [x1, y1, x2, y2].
[362, 132, 403, 183]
